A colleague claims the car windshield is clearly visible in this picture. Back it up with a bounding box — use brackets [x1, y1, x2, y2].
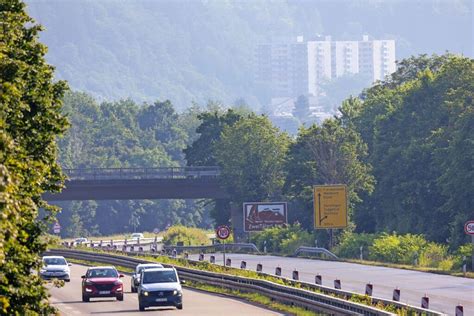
[87, 268, 118, 278]
[143, 270, 177, 284]
[43, 258, 67, 265]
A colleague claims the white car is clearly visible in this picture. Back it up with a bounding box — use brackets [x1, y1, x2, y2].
[138, 268, 184, 311]
[40, 256, 71, 282]
[131, 263, 164, 292]
[75, 237, 88, 244]
[130, 233, 144, 240]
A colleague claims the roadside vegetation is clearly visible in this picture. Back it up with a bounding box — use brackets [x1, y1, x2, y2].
[162, 225, 212, 246]
[250, 225, 473, 276]
[0, 1, 69, 314]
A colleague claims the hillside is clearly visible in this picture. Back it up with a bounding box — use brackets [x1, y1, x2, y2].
[26, 0, 472, 111]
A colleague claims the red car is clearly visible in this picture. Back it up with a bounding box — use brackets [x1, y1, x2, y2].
[81, 266, 124, 302]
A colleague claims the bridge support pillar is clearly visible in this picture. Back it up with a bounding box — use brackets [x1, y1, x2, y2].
[230, 203, 245, 241]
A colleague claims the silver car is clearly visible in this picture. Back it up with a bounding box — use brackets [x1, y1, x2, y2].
[131, 263, 164, 293]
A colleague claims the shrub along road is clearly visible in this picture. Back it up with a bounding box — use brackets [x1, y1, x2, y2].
[189, 253, 474, 315]
[46, 264, 283, 315]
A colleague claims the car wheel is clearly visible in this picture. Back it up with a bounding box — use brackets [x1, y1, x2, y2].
[131, 286, 136, 293]
[65, 279, 70, 282]
[176, 303, 183, 310]
[82, 294, 90, 302]
[139, 301, 146, 311]
[117, 294, 124, 301]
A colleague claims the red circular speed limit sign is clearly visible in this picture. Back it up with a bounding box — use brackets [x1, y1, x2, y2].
[216, 225, 231, 240]
[465, 221, 474, 235]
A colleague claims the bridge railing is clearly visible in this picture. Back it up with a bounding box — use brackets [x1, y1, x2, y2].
[64, 166, 221, 181]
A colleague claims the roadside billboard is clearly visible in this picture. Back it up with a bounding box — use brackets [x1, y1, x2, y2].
[313, 184, 348, 229]
[243, 202, 287, 232]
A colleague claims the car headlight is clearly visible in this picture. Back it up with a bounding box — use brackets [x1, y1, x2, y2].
[85, 280, 94, 285]
[114, 280, 122, 285]
[40, 269, 47, 274]
[143, 291, 149, 296]
[173, 290, 182, 296]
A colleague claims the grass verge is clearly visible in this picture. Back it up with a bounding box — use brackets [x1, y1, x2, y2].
[186, 280, 319, 316]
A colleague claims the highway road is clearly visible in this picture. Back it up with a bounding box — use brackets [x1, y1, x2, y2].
[189, 253, 474, 316]
[47, 264, 283, 315]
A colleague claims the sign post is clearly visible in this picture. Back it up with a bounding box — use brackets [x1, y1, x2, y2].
[464, 220, 474, 271]
[53, 222, 61, 235]
[153, 228, 160, 251]
[216, 225, 231, 266]
[313, 185, 348, 249]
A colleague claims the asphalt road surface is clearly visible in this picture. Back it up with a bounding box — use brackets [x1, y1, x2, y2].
[47, 264, 283, 316]
[189, 253, 474, 316]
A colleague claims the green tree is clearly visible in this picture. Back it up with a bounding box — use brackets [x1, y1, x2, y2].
[0, 1, 69, 313]
[284, 118, 374, 233]
[215, 115, 290, 203]
[346, 54, 473, 245]
[184, 108, 242, 166]
[292, 95, 310, 123]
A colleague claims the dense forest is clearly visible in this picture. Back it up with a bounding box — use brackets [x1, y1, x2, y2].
[26, 0, 473, 110]
[55, 54, 473, 250]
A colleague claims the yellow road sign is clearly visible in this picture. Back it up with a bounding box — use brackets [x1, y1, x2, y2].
[313, 185, 348, 229]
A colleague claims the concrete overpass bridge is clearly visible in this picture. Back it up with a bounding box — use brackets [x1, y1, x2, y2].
[43, 167, 229, 201]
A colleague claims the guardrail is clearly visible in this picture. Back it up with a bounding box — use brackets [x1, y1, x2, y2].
[64, 167, 220, 180]
[163, 243, 260, 254]
[294, 246, 339, 259]
[45, 248, 446, 316]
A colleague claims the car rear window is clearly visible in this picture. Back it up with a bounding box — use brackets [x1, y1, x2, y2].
[142, 270, 177, 284]
[43, 257, 67, 265]
[87, 268, 118, 278]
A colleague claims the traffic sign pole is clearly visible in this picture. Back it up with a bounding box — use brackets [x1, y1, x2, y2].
[223, 240, 226, 267]
[464, 221, 474, 271]
[471, 235, 474, 272]
[216, 225, 231, 267]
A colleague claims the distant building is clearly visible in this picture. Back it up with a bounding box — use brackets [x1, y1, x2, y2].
[256, 36, 308, 98]
[358, 35, 396, 82]
[256, 35, 396, 109]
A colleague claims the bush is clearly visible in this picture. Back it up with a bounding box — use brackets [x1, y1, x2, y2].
[334, 232, 378, 259]
[251, 224, 313, 254]
[453, 243, 473, 269]
[369, 233, 427, 264]
[419, 243, 449, 268]
[162, 225, 210, 246]
[437, 258, 454, 271]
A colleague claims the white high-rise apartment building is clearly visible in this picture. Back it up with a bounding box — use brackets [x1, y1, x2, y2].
[257, 35, 396, 101]
[307, 37, 332, 96]
[307, 35, 396, 97]
[359, 35, 396, 82]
